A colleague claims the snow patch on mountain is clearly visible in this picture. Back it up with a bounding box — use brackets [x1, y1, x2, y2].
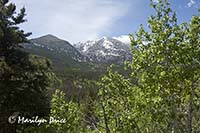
[102, 39, 114, 49]
[74, 36, 132, 64]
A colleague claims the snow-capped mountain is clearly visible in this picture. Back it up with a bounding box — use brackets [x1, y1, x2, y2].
[23, 35, 132, 71]
[74, 37, 132, 64]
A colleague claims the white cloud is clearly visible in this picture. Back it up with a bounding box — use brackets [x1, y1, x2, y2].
[152, 0, 159, 3]
[113, 35, 130, 44]
[11, 0, 131, 43]
[187, 0, 196, 7]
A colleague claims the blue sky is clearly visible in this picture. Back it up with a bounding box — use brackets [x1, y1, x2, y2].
[12, 0, 200, 43]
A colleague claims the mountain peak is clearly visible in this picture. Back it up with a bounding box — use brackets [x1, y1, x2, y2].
[44, 34, 56, 37]
[74, 36, 132, 64]
[27, 34, 87, 63]
[38, 34, 60, 41]
[31, 34, 72, 48]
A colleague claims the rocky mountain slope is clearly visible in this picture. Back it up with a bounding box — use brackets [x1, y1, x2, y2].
[23, 35, 90, 72]
[74, 37, 132, 64]
[26, 34, 87, 62]
[23, 35, 132, 73]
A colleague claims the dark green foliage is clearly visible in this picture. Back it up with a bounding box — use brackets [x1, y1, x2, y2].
[0, 0, 57, 132]
[1, 49, 55, 113]
[0, 50, 57, 132]
[0, 0, 31, 56]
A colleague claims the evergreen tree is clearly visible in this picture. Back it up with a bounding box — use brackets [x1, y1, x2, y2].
[0, 0, 31, 57]
[0, 0, 56, 132]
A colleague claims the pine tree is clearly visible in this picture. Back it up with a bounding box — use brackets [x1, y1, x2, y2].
[0, 0, 56, 132]
[0, 0, 31, 57]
